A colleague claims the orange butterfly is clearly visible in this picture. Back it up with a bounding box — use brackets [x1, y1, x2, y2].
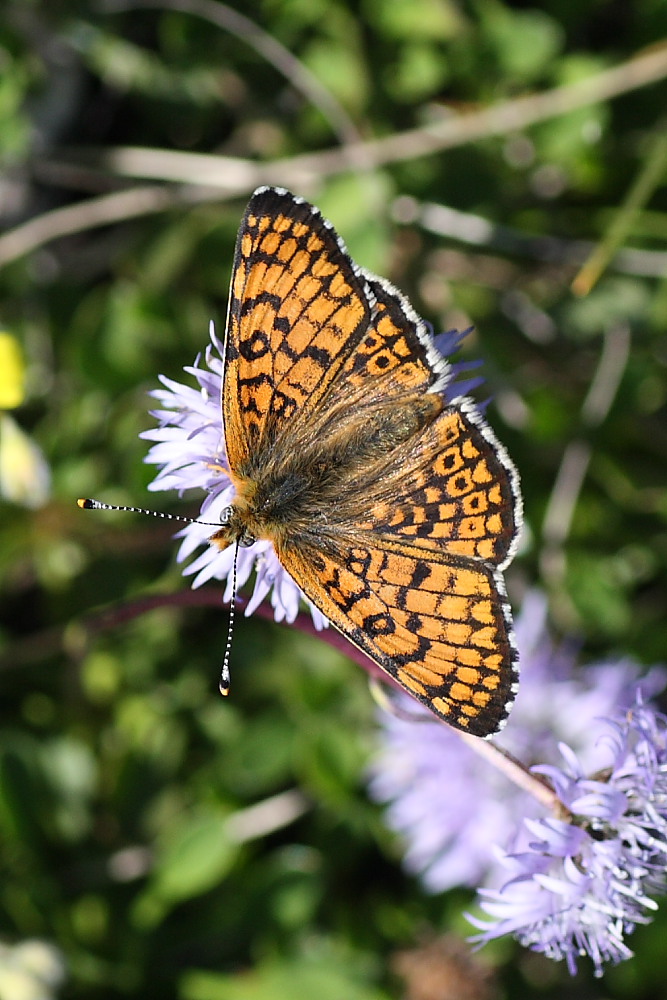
[208, 187, 522, 737]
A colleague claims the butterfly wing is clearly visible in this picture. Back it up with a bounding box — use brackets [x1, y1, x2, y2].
[314, 267, 521, 568]
[223, 187, 371, 473]
[339, 274, 451, 394]
[278, 536, 517, 737]
[222, 188, 462, 473]
[356, 401, 521, 570]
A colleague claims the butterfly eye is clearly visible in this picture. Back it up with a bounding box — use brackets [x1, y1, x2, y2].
[220, 506, 233, 524]
[238, 531, 256, 548]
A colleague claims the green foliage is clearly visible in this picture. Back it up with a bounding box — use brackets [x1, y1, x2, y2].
[1, 1, 667, 997]
[181, 943, 385, 1000]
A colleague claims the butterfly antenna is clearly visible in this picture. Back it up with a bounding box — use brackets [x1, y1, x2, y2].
[219, 543, 239, 697]
[77, 498, 222, 528]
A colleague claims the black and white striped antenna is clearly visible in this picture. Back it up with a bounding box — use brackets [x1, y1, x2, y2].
[219, 543, 239, 697]
[78, 497, 240, 695]
[77, 497, 223, 527]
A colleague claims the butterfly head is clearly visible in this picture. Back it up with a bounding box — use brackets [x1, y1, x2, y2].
[209, 474, 286, 552]
[209, 499, 258, 551]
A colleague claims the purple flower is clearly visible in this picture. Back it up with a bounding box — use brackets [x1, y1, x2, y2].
[367, 592, 666, 891]
[140, 323, 323, 626]
[141, 321, 478, 625]
[468, 701, 667, 977]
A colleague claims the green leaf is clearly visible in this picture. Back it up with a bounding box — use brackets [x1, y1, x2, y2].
[143, 808, 241, 907]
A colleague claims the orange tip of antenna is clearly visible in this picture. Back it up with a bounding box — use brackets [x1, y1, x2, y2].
[77, 498, 93, 508]
[219, 681, 230, 697]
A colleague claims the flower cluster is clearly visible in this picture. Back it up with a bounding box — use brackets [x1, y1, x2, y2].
[0, 332, 51, 508]
[469, 702, 667, 976]
[368, 592, 665, 890]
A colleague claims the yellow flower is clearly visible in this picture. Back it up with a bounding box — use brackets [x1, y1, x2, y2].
[0, 332, 26, 410]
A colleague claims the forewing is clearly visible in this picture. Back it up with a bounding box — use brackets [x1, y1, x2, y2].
[339, 275, 450, 394]
[222, 187, 370, 472]
[278, 537, 517, 737]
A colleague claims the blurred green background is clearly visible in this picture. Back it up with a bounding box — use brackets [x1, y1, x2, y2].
[1, 1, 667, 997]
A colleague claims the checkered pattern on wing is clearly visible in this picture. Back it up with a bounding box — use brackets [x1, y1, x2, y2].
[278, 537, 517, 737]
[340, 277, 447, 392]
[358, 407, 519, 567]
[223, 188, 369, 470]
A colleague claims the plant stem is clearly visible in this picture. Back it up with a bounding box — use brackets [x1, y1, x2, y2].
[456, 731, 570, 818]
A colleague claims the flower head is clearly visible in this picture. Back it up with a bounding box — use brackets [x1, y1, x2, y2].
[468, 701, 667, 977]
[0, 413, 51, 509]
[0, 938, 65, 1000]
[141, 321, 480, 625]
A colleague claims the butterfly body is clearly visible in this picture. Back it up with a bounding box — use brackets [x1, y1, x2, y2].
[214, 187, 522, 737]
[212, 382, 445, 552]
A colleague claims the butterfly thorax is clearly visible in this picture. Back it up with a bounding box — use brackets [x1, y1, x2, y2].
[210, 389, 444, 553]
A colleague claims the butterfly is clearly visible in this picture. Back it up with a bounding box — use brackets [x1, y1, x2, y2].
[208, 186, 522, 737]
